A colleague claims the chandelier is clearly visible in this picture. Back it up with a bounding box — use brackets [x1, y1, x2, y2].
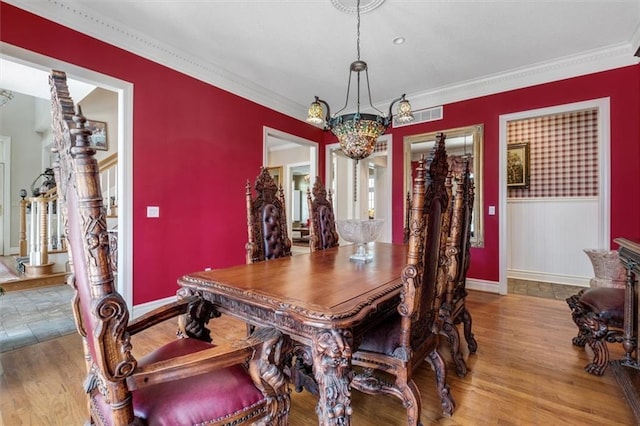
[307, 0, 414, 160]
[0, 89, 14, 107]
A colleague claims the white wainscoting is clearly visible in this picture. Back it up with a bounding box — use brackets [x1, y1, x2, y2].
[507, 197, 598, 286]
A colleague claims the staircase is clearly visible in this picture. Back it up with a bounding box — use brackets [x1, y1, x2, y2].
[12, 154, 118, 291]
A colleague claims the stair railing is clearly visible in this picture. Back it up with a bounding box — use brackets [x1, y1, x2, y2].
[18, 187, 63, 268]
[18, 154, 118, 271]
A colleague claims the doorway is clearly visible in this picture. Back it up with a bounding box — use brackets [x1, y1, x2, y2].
[0, 44, 134, 311]
[263, 127, 318, 241]
[325, 134, 393, 243]
[498, 98, 611, 295]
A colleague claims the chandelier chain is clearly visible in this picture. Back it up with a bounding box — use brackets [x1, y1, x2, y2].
[356, 0, 361, 61]
[306, 0, 414, 161]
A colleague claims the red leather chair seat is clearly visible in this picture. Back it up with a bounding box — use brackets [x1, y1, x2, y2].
[92, 338, 265, 425]
[579, 287, 624, 321]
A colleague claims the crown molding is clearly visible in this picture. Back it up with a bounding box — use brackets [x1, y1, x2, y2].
[403, 42, 639, 112]
[6, 0, 639, 123]
[5, 0, 307, 118]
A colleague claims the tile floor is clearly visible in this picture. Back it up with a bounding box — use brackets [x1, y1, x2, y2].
[0, 284, 75, 353]
[507, 278, 586, 301]
[0, 278, 587, 354]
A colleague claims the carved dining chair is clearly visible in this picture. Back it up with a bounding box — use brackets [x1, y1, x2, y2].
[306, 176, 339, 252]
[245, 167, 292, 264]
[440, 157, 478, 377]
[566, 287, 625, 375]
[49, 70, 291, 425]
[351, 133, 456, 424]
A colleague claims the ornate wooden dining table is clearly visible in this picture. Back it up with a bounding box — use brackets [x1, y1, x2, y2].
[177, 242, 408, 425]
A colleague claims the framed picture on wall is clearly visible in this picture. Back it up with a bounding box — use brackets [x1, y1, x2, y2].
[266, 166, 283, 187]
[507, 142, 530, 188]
[85, 119, 108, 150]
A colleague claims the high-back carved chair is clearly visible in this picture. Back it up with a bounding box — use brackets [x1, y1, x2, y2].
[350, 133, 456, 424]
[306, 176, 339, 252]
[441, 157, 478, 377]
[245, 168, 292, 264]
[50, 70, 290, 425]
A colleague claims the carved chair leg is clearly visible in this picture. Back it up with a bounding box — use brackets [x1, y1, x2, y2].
[585, 336, 609, 376]
[459, 308, 478, 353]
[566, 291, 588, 347]
[425, 349, 455, 417]
[441, 320, 467, 377]
[571, 328, 589, 347]
[397, 380, 421, 426]
[579, 310, 611, 376]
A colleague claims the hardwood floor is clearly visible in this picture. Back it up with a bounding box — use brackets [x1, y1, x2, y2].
[0, 290, 634, 425]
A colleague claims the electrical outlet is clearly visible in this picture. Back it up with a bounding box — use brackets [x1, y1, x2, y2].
[488, 206, 496, 216]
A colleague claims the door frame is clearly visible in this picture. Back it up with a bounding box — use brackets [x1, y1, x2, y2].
[498, 97, 611, 295]
[1, 135, 10, 256]
[2, 43, 135, 312]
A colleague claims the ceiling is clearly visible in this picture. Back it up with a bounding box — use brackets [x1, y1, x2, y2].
[0, 58, 96, 102]
[3, 0, 640, 123]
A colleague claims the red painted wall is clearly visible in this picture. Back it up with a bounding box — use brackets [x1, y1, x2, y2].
[1, 3, 323, 304]
[3, 2, 638, 297]
[374, 66, 640, 282]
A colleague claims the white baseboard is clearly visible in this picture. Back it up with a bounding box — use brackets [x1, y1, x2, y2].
[131, 295, 177, 319]
[467, 278, 501, 294]
[507, 269, 590, 287]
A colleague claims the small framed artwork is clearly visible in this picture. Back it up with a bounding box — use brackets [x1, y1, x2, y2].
[507, 142, 530, 188]
[266, 166, 283, 187]
[86, 119, 108, 150]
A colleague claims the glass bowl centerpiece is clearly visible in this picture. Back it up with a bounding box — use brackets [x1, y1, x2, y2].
[336, 219, 384, 263]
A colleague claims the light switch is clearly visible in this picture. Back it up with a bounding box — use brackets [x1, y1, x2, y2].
[488, 205, 496, 216]
[147, 206, 160, 218]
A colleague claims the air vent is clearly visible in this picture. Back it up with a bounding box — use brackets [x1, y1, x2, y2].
[393, 105, 443, 128]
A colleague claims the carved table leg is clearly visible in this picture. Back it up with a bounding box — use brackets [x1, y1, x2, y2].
[311, 329, 354, 426]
